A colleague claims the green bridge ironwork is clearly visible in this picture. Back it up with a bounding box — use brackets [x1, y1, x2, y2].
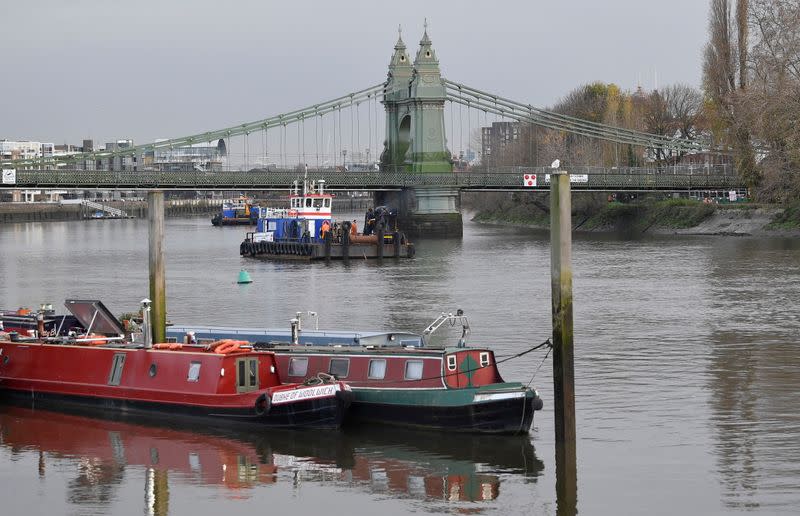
[0, 165, 742, 192]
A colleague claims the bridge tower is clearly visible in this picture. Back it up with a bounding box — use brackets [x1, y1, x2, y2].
[379, 24, 462, 237]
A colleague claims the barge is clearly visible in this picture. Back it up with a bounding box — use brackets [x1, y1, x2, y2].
[0, 299, 353, 429]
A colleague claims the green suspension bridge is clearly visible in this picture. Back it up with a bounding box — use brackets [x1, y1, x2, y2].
[1, 26, 740, 233]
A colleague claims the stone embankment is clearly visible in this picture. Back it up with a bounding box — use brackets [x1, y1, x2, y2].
[0, 199, 223, 223]
[471, 197, 800, 237]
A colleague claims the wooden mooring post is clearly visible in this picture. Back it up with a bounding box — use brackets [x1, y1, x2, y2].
[550, 170, 577, 515]
[148, 191, 167, 344]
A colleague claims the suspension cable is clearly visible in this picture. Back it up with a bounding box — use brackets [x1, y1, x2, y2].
[444, 79, 708, 153]
[367, 94, 372, 164]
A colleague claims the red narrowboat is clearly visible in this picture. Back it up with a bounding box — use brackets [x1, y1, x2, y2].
[0, 300, 353, 429]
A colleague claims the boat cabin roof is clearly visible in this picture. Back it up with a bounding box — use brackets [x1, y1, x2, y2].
[167, 325, 423, 348]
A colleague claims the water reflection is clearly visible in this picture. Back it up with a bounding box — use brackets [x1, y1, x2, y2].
[706, 237, 800, 510]
[0, 405, 542, 513]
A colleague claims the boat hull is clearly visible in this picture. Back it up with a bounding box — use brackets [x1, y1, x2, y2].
[348, 385, 538, 435]
[0, 386, 353, 430]
[212, 217, 255, 226]
[240, 241, 415, 260]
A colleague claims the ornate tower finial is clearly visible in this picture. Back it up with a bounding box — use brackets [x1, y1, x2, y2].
[398, 24, 402, 39]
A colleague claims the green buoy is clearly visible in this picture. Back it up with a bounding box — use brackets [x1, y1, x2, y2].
[237, 269, 253, 284]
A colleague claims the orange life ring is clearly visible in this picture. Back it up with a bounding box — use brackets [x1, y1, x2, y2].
[212, 339, 248, 354]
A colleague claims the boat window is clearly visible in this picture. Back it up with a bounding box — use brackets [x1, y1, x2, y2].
[249, 359, 258, 387]
[401, 339, 421, 347]
[238, 360, 246, 387]
[166, 337, 177, 343]
[313, 198, 324, 208]
[447, 355, 457, 371]
[107, 353, 126, 386]
[329, 358, 350, 378]
[305, 198, 312, 208]
[324, 198, 331, 208]
[368, 359, 386, 379]
[405, 360, 423, 381]
[148, 363, 157, 377]
[480, 352, 490, 367]
[288, 357, 308, 376]
[187, 361, 201, 382]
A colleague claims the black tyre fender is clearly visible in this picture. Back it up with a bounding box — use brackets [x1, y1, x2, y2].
[240, 242, 247, 255]
[254, 393, 271, 416]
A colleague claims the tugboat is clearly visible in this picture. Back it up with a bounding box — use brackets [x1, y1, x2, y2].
[211, 196, 259, 226]
[167, 311, 544, 435]
[239, 179, 415, 260]
[0, 299, 353, 429]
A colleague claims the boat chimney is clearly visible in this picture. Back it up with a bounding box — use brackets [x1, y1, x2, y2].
[318, 179, 325, 195]
[36, 312, 45, 338]
[141, 298, 153, 349]
[290, 317, 300, 345]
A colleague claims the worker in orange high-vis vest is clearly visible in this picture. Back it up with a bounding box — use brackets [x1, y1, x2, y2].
[350, 220, 358, 236]
[320, 220, 331, 239]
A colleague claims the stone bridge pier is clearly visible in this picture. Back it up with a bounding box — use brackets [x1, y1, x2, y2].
[379, 25, 462, 238]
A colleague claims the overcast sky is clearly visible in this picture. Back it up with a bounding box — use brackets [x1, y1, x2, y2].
[2, 0, 710, 147]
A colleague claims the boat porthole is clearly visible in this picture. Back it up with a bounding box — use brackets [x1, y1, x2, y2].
[149, 363, 157, 377]
[2, 355, 8, 365]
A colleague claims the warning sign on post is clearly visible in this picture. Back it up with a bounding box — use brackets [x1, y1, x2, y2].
[522, 173, 537, 187]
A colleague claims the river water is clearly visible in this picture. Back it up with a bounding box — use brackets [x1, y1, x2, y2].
[1, 213, 799, 515]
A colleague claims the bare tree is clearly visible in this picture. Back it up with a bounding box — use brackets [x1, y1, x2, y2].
[746, 0, 800, 200]
[703, 0, 759, 187]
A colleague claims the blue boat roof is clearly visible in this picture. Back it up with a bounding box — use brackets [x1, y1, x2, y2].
[166, 325, 423, 348]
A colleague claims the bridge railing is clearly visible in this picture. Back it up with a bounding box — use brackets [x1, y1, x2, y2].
[4, 165, 742, 191]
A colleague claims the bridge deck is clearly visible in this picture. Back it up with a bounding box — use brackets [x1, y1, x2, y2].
[0, 166, 742, 192]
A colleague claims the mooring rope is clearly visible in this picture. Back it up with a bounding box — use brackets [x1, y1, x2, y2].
[527, 344, 553, 388]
